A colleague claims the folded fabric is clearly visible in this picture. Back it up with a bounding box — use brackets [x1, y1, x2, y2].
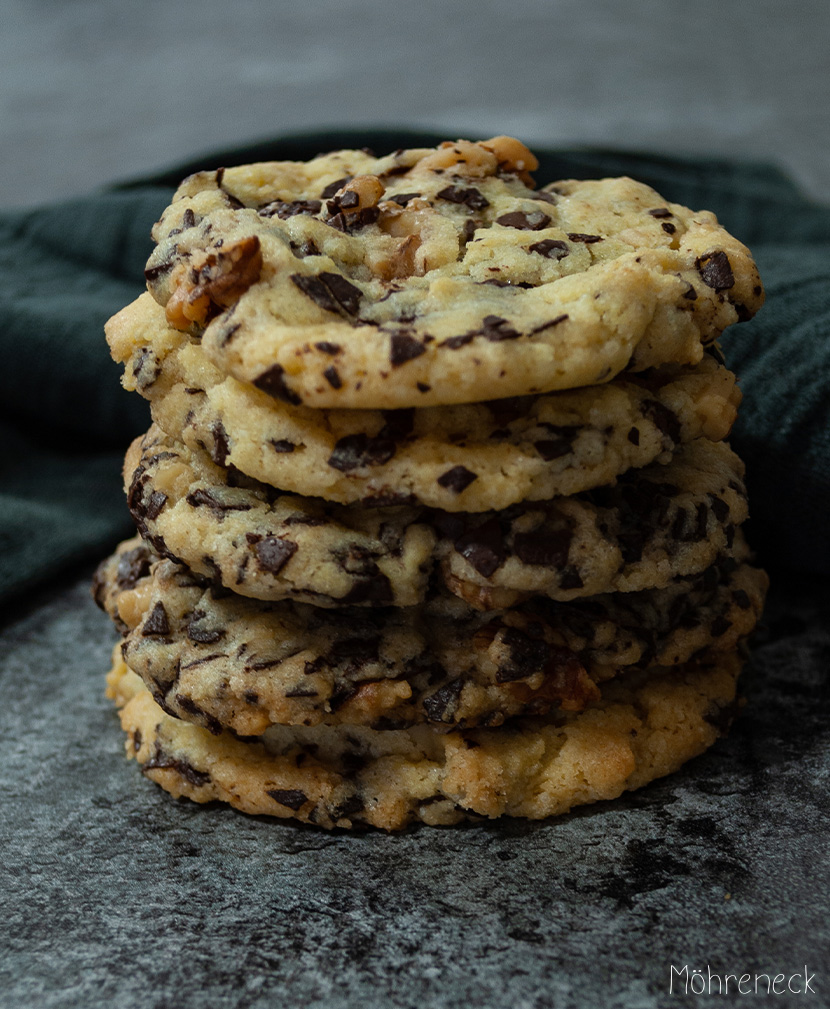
[0, 129, 827, 603]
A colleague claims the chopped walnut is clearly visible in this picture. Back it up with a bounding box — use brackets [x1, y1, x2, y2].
[165, 236, 262, 329]
[416, 140, 499, 177]
[479, 136, 539, 186]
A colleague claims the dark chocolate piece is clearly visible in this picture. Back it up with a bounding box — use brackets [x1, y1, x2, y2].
[437, 466, 478, 493]
[696, 251, 735, 291]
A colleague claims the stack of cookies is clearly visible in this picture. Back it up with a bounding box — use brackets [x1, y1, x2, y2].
[95, 136, 768, 830]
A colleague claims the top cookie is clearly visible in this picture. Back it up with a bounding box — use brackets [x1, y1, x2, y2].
[143, 137, 764, 409]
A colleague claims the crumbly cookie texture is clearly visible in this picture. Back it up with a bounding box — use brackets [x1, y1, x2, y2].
[125, 425, 436, 607]
[124, 426, 747, 609]
[140, 137, 763, 408]
[437, 438, 748, 608]
[107, 644, 746, 830]
[108, 294, 741, 512]
[94, 537, 765, 733]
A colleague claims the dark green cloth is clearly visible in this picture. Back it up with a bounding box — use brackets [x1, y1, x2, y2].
[1, 129, 828, 604]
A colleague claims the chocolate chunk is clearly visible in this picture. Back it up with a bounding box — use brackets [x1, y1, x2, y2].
[390, 192, 420, 205]
[437, 465, 478, 493]
[435, 185, 490, 210]
[145, 491, 167, 521]
[290, 272, 362, 317]
[174, 695, 224, 735]
[142, 601, 170, 637]
[253, 536, 298, 574]
[331, 795, 365, 820]
[315, 341, 341, 355]
[284, 686, 318, 698]
[528, 238, 569, 259]
[144, 258, 176, 283]
[528, 314, 569, 335]
[534, 426, 579, 461]
[627, 427, 640, 446]
[115, 546, 152, 590]
[441, 333, 474, 350]
[254, 364, 302, 405]
[422, 679, 464, 723]
[210, 421, 230, 467]
[733, 589, 751, 609]
[496, 628, 551, 682]
[323, 365, 342, 389]
[643, 399, 681, 443]
[328, 433, 396, 471]
[325, 211, 348, 232]
[258, 199, 322, 219]
[144, 744, 211, 787]
[454, 518, 506, 577]
[696, 251, 734, 291]
[266, 788, 308, 811]
[683, 284, 698, 300]
[481, 315, 521, 341]
[496, 211, 551, 230]
[389, 331, 426, 367]
[567, 233, 603, 243]
[337, 190, 360, 210]
[270, 439, 296, 453]
[648, 208, 673, 219]
[186, 488, 252, 515]
[513, 528, 572, 567]
[662, 222, 676, 235]
[445, 317, 521, 347]
[320, 177, 352, 199]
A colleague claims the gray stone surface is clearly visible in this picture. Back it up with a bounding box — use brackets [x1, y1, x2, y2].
[2, 0, 829, 206]
[0, 566, 827, 1008]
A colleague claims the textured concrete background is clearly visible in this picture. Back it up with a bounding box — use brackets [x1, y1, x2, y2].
[2, 2, 829, 1006]
[1, 0, 829, 206]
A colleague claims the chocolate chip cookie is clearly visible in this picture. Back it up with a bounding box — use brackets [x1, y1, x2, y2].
[125, 426, 747, 609]
[107, 644, 747, 829]
[108, 294, 741, 512]
[94, 537, 765, 734]
[141, 137, 763, 408]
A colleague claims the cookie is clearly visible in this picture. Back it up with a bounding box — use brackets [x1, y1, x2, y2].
[125, 425, 436, 608]
[124, 419, 748, 608]
[437, 438, 748, 609]
[94, 537, 765, 733]
[107, 644, 746, 830]
[108, 294, 741, 512]
[140, 137, 763, 408]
